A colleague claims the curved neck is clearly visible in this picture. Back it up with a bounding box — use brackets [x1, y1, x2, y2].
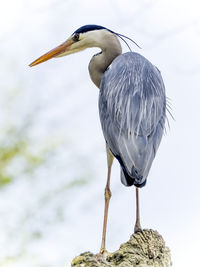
[88, 34, 122, 88]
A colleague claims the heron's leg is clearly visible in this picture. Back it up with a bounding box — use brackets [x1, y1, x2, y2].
[100, 146, 114, 254]
[134, 187, 142, 233]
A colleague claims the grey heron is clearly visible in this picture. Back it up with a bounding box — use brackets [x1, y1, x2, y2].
[29, 24, 166, 254]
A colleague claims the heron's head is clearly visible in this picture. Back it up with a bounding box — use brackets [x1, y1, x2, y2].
[29, 25, 118, 67]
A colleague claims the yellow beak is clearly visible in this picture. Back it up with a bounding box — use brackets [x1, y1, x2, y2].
[29, 39, 73, 67]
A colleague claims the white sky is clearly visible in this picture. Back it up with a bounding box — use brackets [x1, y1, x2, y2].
[1, 0, 200, 266]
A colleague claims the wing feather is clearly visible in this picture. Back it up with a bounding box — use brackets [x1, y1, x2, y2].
[99, 52, 166, 187]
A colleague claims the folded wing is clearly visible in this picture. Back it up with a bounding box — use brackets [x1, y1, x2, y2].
[99, 52, 166, 187]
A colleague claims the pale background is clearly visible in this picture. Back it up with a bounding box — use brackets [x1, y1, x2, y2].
[0, 0, 200, 266]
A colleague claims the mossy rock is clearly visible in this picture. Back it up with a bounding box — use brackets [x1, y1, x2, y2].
[71, 229, 172, 267]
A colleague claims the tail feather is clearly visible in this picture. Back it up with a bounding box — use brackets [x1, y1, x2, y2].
[120, 168, 147, 187]
[114, 154, 147, 187]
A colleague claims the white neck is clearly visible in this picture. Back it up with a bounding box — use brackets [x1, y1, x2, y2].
[88, 30, 122, 88]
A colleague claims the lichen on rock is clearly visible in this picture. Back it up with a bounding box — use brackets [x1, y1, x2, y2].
[71, 229, 172, 267]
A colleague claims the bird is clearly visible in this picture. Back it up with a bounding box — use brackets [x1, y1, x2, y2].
[29, 24, 166, 254]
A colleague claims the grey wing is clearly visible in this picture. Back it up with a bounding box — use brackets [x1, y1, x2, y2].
[99, 52, 166, 187]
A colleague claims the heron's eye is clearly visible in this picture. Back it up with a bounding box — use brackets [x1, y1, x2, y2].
[73, 33, 79, 42]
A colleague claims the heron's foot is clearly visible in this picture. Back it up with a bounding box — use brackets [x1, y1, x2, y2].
[96, 248, 109, 262]
[99, 246, 108, 255]
[134, 222, 142, 233]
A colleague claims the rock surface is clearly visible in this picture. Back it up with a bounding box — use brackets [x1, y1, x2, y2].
[71, 229, 172, 267]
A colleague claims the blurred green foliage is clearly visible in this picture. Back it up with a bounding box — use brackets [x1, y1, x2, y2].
[0, 82, 47, 188]
[0, 125, 45, 187]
